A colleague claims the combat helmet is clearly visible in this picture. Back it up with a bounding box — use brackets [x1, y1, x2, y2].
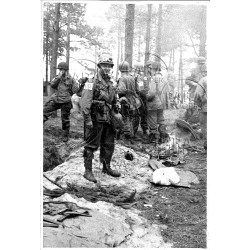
[134, 62, 144, 73]
[119, 61, 130, 72]
[57, 62, 69, 70]
[151, 61, 161, 71]
[145, 60, 153, 68]
[97, 53, 114, 67]
[97, 53, 114, 79]
[196, 56, 206, 65]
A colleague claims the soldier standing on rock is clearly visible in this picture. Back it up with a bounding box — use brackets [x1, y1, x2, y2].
[79, 54, 122, 183]
[43, 62, 80, 142]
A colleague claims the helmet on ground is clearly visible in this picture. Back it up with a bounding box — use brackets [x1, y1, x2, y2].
[196, 56, 206, 65]
[119, 61, 130, 72]
[151, 61, 161, 71]
[57, 62, 69, 70]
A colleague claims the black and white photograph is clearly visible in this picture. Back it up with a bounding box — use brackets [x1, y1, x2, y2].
[42, 0, 208, 248]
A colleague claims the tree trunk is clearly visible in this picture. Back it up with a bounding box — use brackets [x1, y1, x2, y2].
[168, 49, 172, 68]
[172, 48, 175, 70]
[49, 3, 61, 84]
[155, 4, 163, 63]
[179, 45, 184, 103]
[144, 4, 152, 70]
[66, 11, 71, 67]
[125, 4, 135, 68]
[45, 13, 49, 96]
[116, 18, 121, 80]
[137, 28, 141, 62]
[120, 37, 124, 62]
[199, 6, 207, 57]
[48, 3, 60, 117]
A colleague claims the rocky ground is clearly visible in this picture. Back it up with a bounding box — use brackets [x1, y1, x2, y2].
[43, 99, 207, 248]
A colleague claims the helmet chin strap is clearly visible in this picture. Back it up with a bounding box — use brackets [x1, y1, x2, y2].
[98, 65, 112, 81]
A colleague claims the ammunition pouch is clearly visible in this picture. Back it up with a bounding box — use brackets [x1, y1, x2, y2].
[91, 100, 110, 123]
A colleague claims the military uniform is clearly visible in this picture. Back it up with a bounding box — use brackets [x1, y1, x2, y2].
[43, 65, 79, 141]
[79, 56, 121, 183]
[117, 74, 141, 138]
[135, 73, 149, 134]
[194, 76, 207, 149]
[146, 62, 170, 143]
[167, 69, 177, 109]
[186, 57, 206, 101]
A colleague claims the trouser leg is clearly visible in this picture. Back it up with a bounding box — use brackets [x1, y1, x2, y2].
[61, 102, 72, 142]
[100, 124, 120, 177]
[83, 123, 103, 182]
[199, 111, 207, 147]
[147, 109, 158, 143]
[132, 113, 140, 137]
[61, 102, 72, 131]
[43, 99, 60, 123]
[139, 96, 148, 133]
[157, 109, 169, 143]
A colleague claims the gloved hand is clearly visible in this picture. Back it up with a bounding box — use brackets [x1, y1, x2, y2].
[79, 77, 88, 86]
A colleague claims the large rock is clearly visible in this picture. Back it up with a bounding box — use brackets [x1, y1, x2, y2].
[43, 209, 132, 248]
[43, 193, 172, 248]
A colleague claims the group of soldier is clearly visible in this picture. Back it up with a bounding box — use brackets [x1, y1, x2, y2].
[43, 54, 207, 183]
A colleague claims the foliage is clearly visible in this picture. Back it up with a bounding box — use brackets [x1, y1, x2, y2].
[43, 3, 105, 58]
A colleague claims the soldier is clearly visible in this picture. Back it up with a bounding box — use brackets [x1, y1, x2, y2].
[117, 61, 141, 142]
[194, 63, 207, 150]
[167, 66, 177, 109]
[146, 61, 170, 144]
[79, 54, 121, 183]
[134, 62, 149, 139]
[43, 62, 79, 142]
[185, 56, 206, 101]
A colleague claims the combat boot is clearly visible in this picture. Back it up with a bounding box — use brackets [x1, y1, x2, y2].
[62, 130, 69, 142]
[83, 150, 97, 183]
[102, 160, 121, 177]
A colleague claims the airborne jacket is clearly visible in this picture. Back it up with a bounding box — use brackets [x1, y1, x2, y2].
[194, 76, 207, 112]
[79, 73, 117, 123]
[146, 72, 170, 110]
[117, 74, 141, 111]
[50, 74, 79, 103]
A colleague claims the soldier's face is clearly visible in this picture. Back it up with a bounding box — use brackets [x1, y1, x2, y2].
[101, 64, 113, 76]
[59, 69, 66, 76]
